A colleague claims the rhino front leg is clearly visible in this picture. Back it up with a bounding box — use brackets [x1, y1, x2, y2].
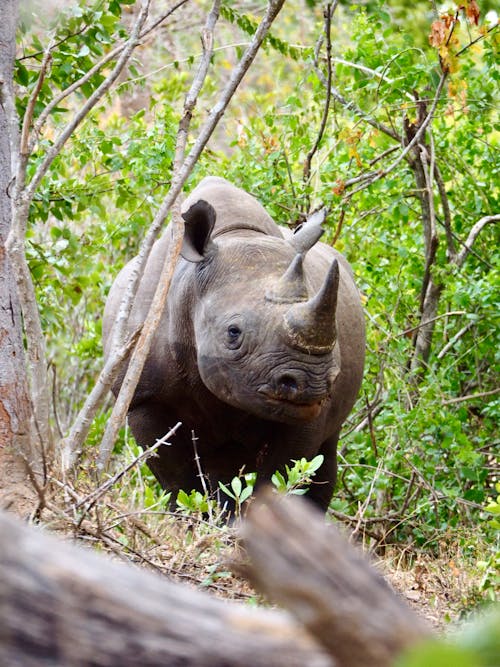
[305, 433, 339, 512]
[127, 403, 199, 502]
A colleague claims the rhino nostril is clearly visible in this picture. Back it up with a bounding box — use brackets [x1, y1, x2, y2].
[278, 374, 298, 393]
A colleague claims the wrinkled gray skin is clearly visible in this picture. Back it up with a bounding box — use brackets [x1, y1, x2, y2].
[103, 177, 365, 512]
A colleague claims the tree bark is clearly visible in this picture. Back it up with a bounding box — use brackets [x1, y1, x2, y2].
[0, 0, 37, 514]
[0, 508, 332, 667]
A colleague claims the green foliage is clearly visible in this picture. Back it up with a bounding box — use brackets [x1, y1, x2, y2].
[271, 455, 325, 495]
[176, 489, 214, 515]
[396, 606, 500, 667]
[218, 475, 254, 514]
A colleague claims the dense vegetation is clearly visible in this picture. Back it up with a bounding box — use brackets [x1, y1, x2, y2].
[11, 0, 499, 608]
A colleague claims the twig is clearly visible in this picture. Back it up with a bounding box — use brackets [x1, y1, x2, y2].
[436, 322, 474, 359]
[77, 422, 181, 511]
[456, 214, 499, 267]
[29, 0, 190, 154]
[417, 140, 438, 315]
[433, 162, 455, 260]
[397, 310, 465, 337]
[455, 22, 499, 57]
[342, 70, 448, 202]
[61, 327, 142, 471]
[442, 388, 500, 405]
[172, 0, 221, 175]
[192, 430, 214, 523]
[97, 0, 287, 471]
[24, 0, 152, 202]
[329, 83, 399, 142]
[19, 36, 55, 159]
[303, 3, 335, 187]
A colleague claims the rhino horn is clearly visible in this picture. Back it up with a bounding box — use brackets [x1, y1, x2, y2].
[265, 254, 308, 303]
[283, 258, 339, 353]
[290, 207, 326, 256]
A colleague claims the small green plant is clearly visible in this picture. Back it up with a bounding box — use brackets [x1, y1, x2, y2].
[176, 489, 214, 515]
[271, 455, 324, 495]
[218, 475, 254, 515]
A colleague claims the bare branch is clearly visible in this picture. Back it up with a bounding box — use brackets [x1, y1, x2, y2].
[303, 3, 335, 187]
[433, 162, 455, 260]
[455, 21, 499, 57]
[24, 0, 152, 202]
[29, 0, 190, 154]
[20, 37, 55, 159]
[416, 139, 438, 315]
[437, 322, 474, 359]
[442, 387, 500, 405]
[343, 70, 448, 202]
[456, 214, 499, 267]
[97, 0, 287, 471]
[77, 423, 181, 511]
[329, 83, 400, 142]
[173, 0, 221, 173]
[60, 328, 142, 472]
[397, 311, 466, 337]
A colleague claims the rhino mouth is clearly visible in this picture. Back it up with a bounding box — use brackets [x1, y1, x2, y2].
[257, 388, 327, 422]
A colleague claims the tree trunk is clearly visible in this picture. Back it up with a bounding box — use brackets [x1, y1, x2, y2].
[0, 0, 38, 514]
[0, 493, 432, 666]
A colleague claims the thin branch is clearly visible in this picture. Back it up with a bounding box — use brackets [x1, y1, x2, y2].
[455, 22, 499, 57]
[397, 310, 466, 337]
[97, 0, 287, 471]
[456, 214, 499, 268]
[433, 162, 455, 260]
[61, 328, 142, 472]
[20, 36, 55, 158]
[77, 423, 182, 511]
[173, 0, 221, 173]
[416, 139, 438, 314]
[29, 0, 190, 154]
[442, 387, 500, 405]
[24, 0, 152, 202]
[436, 322, 474, 359]
[303, 3, 335, 186]
[342, 70, 448, 201]
[329, 83, 400, 142]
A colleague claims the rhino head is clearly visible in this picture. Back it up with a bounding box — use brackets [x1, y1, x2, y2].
[180, 200, 340, 424]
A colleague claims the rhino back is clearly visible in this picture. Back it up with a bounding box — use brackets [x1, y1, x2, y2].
[182, 177, 283, 239]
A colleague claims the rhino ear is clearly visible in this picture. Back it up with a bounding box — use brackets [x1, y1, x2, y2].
[181, 199, 217, 262]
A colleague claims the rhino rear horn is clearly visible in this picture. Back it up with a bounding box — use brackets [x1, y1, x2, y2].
[181, 199, 217, 262]
[290, 208, 326, 256]
[283, 258, 339, 354]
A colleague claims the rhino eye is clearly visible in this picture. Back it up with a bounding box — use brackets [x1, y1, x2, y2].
[226, 324, 242, 349]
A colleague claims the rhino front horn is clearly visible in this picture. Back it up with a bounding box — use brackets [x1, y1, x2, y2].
[283, 258, 339, 353]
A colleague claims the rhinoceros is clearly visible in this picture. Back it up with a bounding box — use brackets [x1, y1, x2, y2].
[103, 177, 365, 512]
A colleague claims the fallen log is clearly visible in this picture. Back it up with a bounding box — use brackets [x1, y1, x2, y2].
[0, 509, 332, 667]
[0, 492, 432, 666]
[242, 490, 431, 667]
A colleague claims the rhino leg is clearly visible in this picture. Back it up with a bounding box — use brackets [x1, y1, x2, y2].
[127, 402, 199, 502]
[305, 433, 339, 512]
